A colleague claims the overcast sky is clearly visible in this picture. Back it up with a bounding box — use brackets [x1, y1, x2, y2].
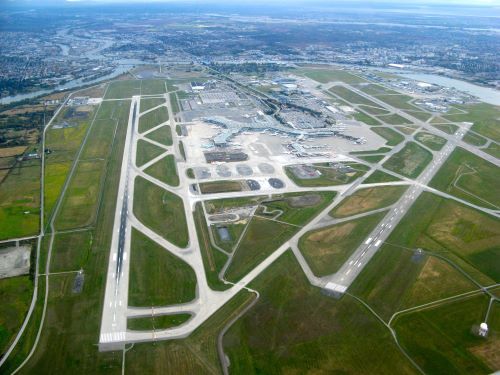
[2, 0, 499, 4]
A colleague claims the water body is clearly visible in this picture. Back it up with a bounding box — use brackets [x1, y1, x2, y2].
[0, 59, 143, 105]
[400, 73, 500, 106]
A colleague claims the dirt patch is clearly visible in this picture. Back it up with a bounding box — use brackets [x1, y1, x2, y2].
[469, 337, 500, 371]
[0, 146, 28, 158]
[287, 194, 322, 208]
[0, 245, 31, 278]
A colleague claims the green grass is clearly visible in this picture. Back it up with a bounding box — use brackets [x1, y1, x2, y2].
[350, 245, 477, 320]
[371, 126, 404, 146]
[377, 113, 413, 125]
[286, 162, 369, 187]
[133, 176, 189, 248]
[50, 231, 93, 273]
[225, 217, 297, 282]
[186, 168, 195, 179]
[223, 251, 417, 374]
[128, 229, 196, 306]
[199, 180, 243, 194]
[394, 295, 493, 374]
[55, 159, 105, 230]
[169, 92, 180, 114]
[463, 131, 488, 147]
[125, 290, 253, 374]
[432, 123, 458, 135]
[138, 106, 169, 133]
[443, 103, 500, 142]
[0, 276, 33, 356]
[44, 162, 71, 223]
[257, 191, 336, 226]
[329, 86, 384, 107]
[299, 211, 386, 276]
[127, 314, 191, 330]
[354, 111, 382, 125]
[404, 110, 432, 122]
[144, 125, 173, 146]
[363, 170, 401, 184]
[331, 185, 407, 218]
[358, 83, 399, 96]
[144, 154, 179, 187]
[139, 79, 166, 95]
[0, 159, 40, 239]
[298, 68, 368, 84]
[193, 203, 229, 291]
[358, 104, 390, 115]
[395, 125, 419, 135]
[376, 94, 420, 111]
[140, 97, 165, 112]
[104, 79, 141, 99]
[7, 98, 131, 373]
[211, 223, 247, 253]
[383, 142, 433, 179]
[350, 146, 392, 155]
[483, 142, 500, 159]
[179, 141, 186, 160]
[83, 103, 131, 161]
[430, 147, 500, 209]
[358, 154, 385, 163]
[136, 139, 165, 168]
[414, 131, 446, 151]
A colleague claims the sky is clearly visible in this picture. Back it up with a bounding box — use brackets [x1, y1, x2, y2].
[3, 0, 500, 4]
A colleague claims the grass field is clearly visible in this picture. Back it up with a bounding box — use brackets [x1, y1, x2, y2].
[128, 229, 196, 306]
[4, 95, 131, 373]
[430, 147, 500, 209]
[395, 124, 419, 135]
[463, 131, 488, 147]
[286, 162, 369, 187]
[394, 295, 494, 374]
[199, 180, 243, 194]
[299, 211, 386, 277]
[483, 142, 500, 159]
[443, 103, 500, 142]
[297, 68, 368, 84]
[133, 176, 189, 248]
[127, 314, 191, 330]
[169, 92, 180, 114]
[358, 104, 390, 115]
[211, 223, 247, 253]
[205, 196, 264, 214]
[383, 142, 433, 179]
[363, 170, 401, 183]
[139, 79, 166, 96]
[0, 276, 33, 356]
[432, 123, 459, 135]
[225, 217, 296, 282]
[144, 154, 179, 187]
[136, 139, 165, 167]
[257, 191, 336, 226]
[43, 162, 71, 224]
[193, 203, 229, 291]
[125, 290, 253, 374]
[377, 113, 413, 125]
[404, 110, 432, 122]
[358, 154, 385, 163]
[414, 131, 446, 150]
[144, 125, 173, 146]
[50, 230, 93, 273]
[354, 111, 382, 125]
[350, 146, 392, 155]
[55, 159, 105, 230]
[329, 86, 384, 107]
[331, 185, 407, 218]
[357, 83, 399, 96]
[350, 244, 477, 320]
[104, 80, 141, 99]
[138, 106, 168, 134]
[140, 97, 165, 112]
[376, 94, 420, 111]
[0, 159, 40, 239]
[223, 251, 416, 374]
[371, 126, 404, 146]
